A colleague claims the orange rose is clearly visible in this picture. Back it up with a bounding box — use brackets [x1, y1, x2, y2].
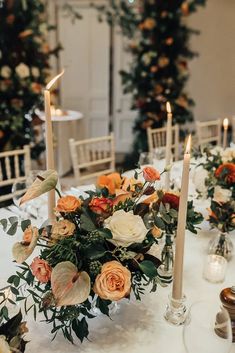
[152, 226, 162, 238]
[30, 257, 52, 283]
[143, 166, 160, 182]
[55, 195, 82, 213]
[94, 261, 131, 301]
[23, 226, 35, 243]
[97, 172, 122, 195]
[181, 2, 189, 16]
[142, 191, 158, 204]
[207, 208, 218, 221]
[31, 82, 42, 94]
[89, 197, 113, 215]
[143, 18, 156, 30]
[215, 163, 235, 184]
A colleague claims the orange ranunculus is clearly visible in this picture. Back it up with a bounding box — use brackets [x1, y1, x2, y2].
[122, 177, 143, 192]
[89, 197, 113, 215]
[94, 261, 131, 301]
[142, 191, 158, 204]
[113, 190, 132, 206]
[215, 163, 235, 184]
[161, 192, 180, 210]
[143, 166, 160, 182]
[55, 195, 82, 213]
[97, 172, 122, 194]
[30, 257, 52, 283]
[23, 226, 35, 243]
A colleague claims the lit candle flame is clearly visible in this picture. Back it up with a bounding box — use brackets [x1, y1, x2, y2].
[166, 101, 172, 114]
[223, 118, 229, 129]
[185, 134, 191, 154]
[46, 69, 65, 90]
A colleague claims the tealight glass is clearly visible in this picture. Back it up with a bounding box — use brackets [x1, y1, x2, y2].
[203, 255, 227, 283]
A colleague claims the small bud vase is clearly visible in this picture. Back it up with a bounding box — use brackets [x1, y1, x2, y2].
[208, 232, 234, 262]
[158, 234, 174, 281]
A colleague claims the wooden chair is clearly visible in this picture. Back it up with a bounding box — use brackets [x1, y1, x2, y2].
[147, 125, 180, 161]
[69, 133, 115, 184]
[0, 145, 31, 203]
[196, 119, 221, 147]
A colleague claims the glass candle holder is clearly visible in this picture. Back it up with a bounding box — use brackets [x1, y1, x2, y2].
[164, 294, 187, 325]
[203, 255, 227, 283]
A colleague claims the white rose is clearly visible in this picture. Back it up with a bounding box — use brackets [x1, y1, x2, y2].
[210, 146, 223, 156]
[15, 63, 30, 78]
[31, 66, 40, 78]
[221, 147, 235, 163]
[0, 336, 11, 353]
[213, 185, 232, 203]
[1, 66, 11, 78]
[104, 209, 148, 247]
[192, 166, 208, 195]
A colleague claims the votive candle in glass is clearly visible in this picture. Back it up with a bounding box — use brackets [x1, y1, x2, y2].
[203, 255, 227, 283]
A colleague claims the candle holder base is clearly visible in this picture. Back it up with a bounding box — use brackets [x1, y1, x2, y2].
[164, 294, 187, 325]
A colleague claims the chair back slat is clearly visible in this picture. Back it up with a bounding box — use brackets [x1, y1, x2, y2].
[147, 125, 180, 161]
[0, 145, 31, 203]
[69, 133, 115, 185]
[196, 119, 221, 147]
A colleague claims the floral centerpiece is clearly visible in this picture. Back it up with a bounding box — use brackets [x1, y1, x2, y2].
[194, 146, 235, 260]
[0, 167, 166, 343]
[140, 189, 203, 277]
[0, 166, 203, 343]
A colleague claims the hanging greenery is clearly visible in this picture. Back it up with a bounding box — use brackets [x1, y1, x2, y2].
[96, 0, 206, 166]
[0, 0, 61, 154]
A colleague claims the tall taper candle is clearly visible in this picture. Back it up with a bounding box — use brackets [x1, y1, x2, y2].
[44, 70, 64, 221]
[172, 135, 191, 300]
[223, 118, 228, 149]
[165, 102, 172, 190]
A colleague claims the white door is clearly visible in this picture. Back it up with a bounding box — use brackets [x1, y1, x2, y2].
[113, 31, 136, 152]
[57, 0, 110, 138]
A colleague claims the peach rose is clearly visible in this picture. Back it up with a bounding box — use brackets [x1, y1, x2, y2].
[89, 197, 113, 215]
[142, 191, 158, 204]
[151, 226, 162, 238]
[51, 220, 75, 242]
[143, 166, 160, 182]
[94, 261, 131, 301]
[55, 195, 82, 213]
[30, 257, 52, 283]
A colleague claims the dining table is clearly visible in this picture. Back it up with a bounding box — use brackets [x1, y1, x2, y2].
[0, 160, 234, 353]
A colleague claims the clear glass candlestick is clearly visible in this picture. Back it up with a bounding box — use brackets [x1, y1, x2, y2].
[203, 255, 227, 283]
[164, 294, 187, 325]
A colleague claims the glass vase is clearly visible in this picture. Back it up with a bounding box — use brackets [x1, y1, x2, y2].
[158, 234, 174, 281]
[208, 232, 234, 262]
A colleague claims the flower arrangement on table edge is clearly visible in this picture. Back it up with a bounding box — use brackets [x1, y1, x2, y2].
[193, 145, 235, 259]
[0, 167, 202, 344]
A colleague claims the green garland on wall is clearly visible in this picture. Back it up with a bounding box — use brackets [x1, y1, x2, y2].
[0, 0, 60, 153]
[97, 0, 206, 166]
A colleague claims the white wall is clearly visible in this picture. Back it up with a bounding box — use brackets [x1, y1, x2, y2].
[188, 0, 235, 122]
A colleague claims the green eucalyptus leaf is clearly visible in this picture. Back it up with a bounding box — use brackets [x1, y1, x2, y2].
[21, 219, 31, 232]
[7, 222, 18, 236]
[139, 260, 158, 279]
[0, 219, 7, 231]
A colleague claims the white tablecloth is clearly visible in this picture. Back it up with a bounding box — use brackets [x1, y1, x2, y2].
[0, 169, 235, 352]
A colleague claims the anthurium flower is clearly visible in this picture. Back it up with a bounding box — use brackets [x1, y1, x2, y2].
[20, 170, 58, 205]
[0, 335, 11, 353]
[12, 227, 38, 263]
[51, 261, 90, 306]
